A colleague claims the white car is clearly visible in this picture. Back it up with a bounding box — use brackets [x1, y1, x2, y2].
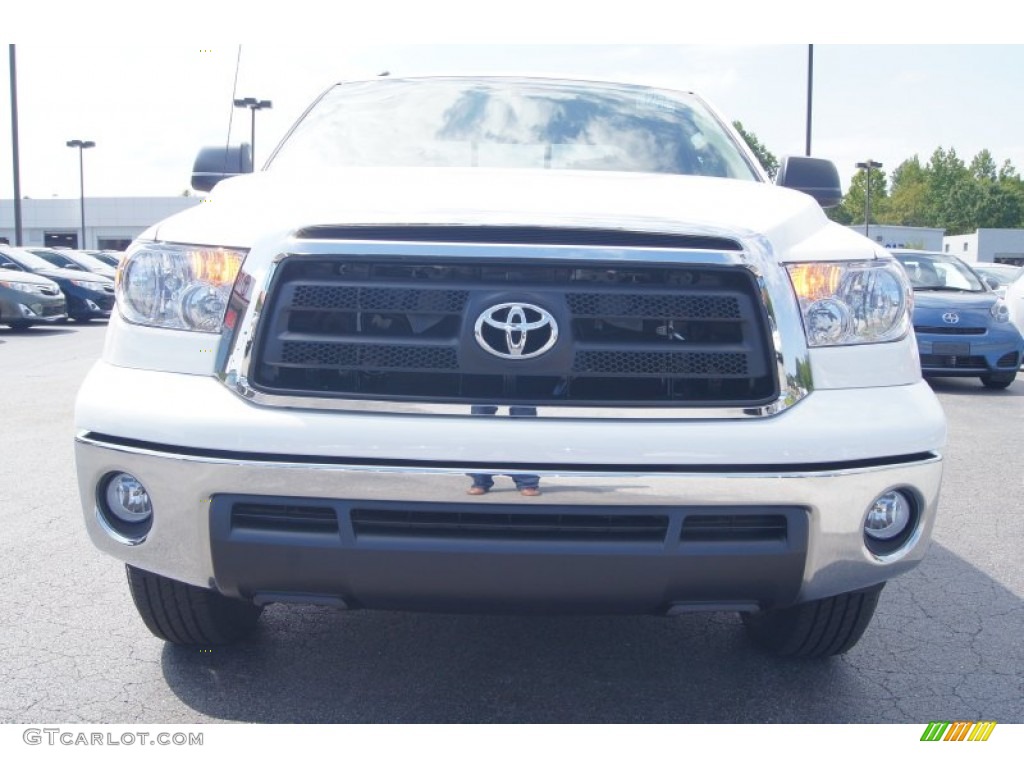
[973, 262, 1024, 299]
[1003, 272, 1024, 337]
[74, 75, 946, 657]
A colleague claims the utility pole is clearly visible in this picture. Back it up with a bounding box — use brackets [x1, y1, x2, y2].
[856, 159, 883, 240]
[9, 45, 23, 245]
[233, 97, 272, 168]
[67, 139, 96, 249]
[805, 45, 814, 156]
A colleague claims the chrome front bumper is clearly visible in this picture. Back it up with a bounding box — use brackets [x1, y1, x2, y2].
[76, 432, 943, 611]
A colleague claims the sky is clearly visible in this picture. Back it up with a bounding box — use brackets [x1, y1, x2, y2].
[3, 7, 1022, 201]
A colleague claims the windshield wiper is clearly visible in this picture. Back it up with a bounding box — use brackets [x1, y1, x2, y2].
[913, 286, 980, 293]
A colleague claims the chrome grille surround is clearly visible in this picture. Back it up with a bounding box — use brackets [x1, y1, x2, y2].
[215, 227, 813, 419]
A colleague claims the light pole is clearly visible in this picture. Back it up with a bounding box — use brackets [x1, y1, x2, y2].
[233, 97, 272, 167]
[66, 139, 95, 249]
[10, 45, 23, 246]
[856, 159, 883, 240]
[805, 45, 813, 156]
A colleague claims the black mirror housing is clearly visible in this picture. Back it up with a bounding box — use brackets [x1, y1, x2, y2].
[191, 144, 253, 192]
[776, 156, 843, 209]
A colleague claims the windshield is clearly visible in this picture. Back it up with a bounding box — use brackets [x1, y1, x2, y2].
[973, 264, 1023, 286]
[894, 252, 985, 292]
[268, 77, 760, 180]
[32, 250, 78, 269]
[67, 251, 113, 271]
[0, 247, 57, 272]
[92, 253, 122, 267]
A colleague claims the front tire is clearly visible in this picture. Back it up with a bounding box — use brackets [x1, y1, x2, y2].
[126, 565, 262, 645]
[980, 372, 1015, 389]
[742, 583, 884, 658]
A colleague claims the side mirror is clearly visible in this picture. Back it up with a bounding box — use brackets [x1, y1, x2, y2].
[980, 275, 999, 291]
[191, 144, 253, 192]
[0, 262, 21, 270]
[776, 156, 843, 209]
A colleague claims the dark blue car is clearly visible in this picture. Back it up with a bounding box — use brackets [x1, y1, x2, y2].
[0, 245, 115, 322]
[893, 249, 1023, 389]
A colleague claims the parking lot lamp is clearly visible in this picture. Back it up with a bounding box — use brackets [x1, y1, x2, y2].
[856, 159, 883, 240]
[233, 97, 272, 168]
[66, 139, 95, 249]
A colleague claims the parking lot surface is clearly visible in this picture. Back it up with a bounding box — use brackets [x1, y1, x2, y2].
[0, 323, 1021, 723]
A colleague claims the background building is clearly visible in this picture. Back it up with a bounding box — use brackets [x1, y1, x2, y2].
[846, 224, 945, 251]
[942, 228, 1024, 265]
[0, 197, 200, 251]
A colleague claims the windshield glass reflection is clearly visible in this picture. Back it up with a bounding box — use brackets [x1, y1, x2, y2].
[269, 77, 759, 180]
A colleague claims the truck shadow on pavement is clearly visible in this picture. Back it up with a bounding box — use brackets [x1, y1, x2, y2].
[159, 542, 1022, 723]
[0, 327, 79, 337]
[925, 376, 1023, 398]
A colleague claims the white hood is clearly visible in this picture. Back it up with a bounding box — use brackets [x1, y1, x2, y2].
[153, 166, 877, 262]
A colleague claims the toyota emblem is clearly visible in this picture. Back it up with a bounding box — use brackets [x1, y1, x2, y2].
[474, 303, 558, 359]
[942, 312, 960, 324]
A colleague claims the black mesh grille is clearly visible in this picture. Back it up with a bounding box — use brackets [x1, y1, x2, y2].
[681, 514, 787, 542]
[231, 503, 339, 534]
[996, 351, 1020, 368]
[568, 293, 741, 319]
[914, 326, 985, 335]
[352, 508, 669, 542]
[251, 243, 777, 407]
[292, 285, 469, 313]
[574, 350, 749, 376]
[279, 341, 458, 370]
[920, 354, 988, 369]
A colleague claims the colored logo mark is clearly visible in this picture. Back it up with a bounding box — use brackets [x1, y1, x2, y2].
[920, 721, 997, 742]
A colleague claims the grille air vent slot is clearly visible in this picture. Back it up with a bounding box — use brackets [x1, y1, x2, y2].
[232, 503, 339, 534]
[681, 514, 787, 542]
[352, 508, 670, 542]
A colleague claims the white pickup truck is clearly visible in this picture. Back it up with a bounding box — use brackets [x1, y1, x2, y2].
[75, 75, 946, 657]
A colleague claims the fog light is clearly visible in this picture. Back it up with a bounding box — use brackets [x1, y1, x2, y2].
[864, 491, 912, 540]
[98, 473, 153, 544]
[104, 473, 153, 524]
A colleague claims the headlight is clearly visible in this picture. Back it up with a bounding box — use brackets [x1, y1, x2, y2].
[0, 280, 46, 294]
[787, 260, 911, 346]
[990, 299, 1010, 323]
[117, 242, 245, 332]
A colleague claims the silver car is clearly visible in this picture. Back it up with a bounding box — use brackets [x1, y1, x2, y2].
[0, 262, 67, 329]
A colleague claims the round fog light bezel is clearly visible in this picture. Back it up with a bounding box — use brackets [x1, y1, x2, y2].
[97, 472, 154, 543]
[863, 489, 918, 557]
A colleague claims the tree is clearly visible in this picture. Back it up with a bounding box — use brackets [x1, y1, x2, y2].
[924, 147, 973, 232]
[830, 146, 1024, 234]
[887, 157, 931, 227]
[970, 149, 997, 182]
[837, 165, 889, 227]
[732, 121, 779, 180]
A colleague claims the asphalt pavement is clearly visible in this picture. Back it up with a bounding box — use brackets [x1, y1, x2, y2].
[0, 322, 1021, 723]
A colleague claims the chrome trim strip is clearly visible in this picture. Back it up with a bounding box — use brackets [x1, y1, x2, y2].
[94, 505, 148, 547]
[76, 433, 940, 480]
[216, 235, 812, 419]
